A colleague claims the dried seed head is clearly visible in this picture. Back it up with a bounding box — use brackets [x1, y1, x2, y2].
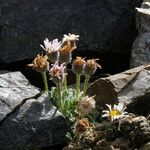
[62, 33, 79, 47]
[75, 118, 89, 133]
[28, 54, 49, 73]
[72, 57, 86, 74]
[59, 41, 76, 63]
[77, 96, 96, 114]
[84, 59, 101, 76]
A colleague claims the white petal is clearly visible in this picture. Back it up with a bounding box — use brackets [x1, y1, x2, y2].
[102, 114, 109, 117]
[106, 104, 112, 111]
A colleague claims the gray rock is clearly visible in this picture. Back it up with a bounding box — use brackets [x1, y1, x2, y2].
[88, 65, 150, 115]
[0, 71, 67, 149]
[130, 3, 150, 67]
[0, 0, 140, 63]
[141, 2, 150, 8]
[130, 32, 150, 67]
[0, 71, 40, 122]
[140, 142, 150, 150]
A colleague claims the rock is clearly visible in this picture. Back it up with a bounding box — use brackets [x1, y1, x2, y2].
[140, 142, 150, 150]
[0, 71, 67, 149]
[88, 65, 150, 115]
[130, 2, 150, 67]
[0, 0, 140, 64]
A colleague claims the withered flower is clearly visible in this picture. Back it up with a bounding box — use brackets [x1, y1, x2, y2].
[40, 38, 61, 62]
[84, 59, 101, 76]
[77, 96, 96, 114]
[28, 54, 49, 72]
[75, 118, 89, 133]
[59, 41, 76, 63]
[62, 33, 79, 47]
[72, 57, 86, 75]
[49, 62, 66, 84]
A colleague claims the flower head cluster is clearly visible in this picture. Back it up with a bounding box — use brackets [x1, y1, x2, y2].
[77, 96, 96, 114]
[40, 38, 61, 63]
[84, 59, 101, 76]
[75, 118, 89, 133]
[72, 57, 86, 75]
[28, 54, 49, 73]
[102, 103, 128, 121]
[49, 62, 66, 84]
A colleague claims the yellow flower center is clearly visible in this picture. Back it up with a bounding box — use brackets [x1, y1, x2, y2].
[109, 109, 121, 117]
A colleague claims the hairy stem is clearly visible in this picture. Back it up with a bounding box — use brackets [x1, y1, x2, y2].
[57, 83, 62, 111]
[76, 73, 81, 100]
[64, 75, 67, 91]
[83, 74, 90, 96]
[41, 72, 49, 93]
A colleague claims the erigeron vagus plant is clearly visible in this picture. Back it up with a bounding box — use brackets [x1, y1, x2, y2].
[28, 33, 103, 141]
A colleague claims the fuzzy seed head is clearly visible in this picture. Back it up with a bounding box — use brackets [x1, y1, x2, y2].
[72, 57, 86, 74]
[84, 59, 101, 76]
[59, 41, 76, 63]
[75, 118, 89, 133]
[28, 54, 49, 72]
[77, 96, 96, 114]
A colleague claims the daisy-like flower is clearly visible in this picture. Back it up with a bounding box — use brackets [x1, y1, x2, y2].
[72, 57, 86, 75]
[102, 103, 128, 121]
[77, 96, 96, 114]
[49, 62, 66, 84]
[75, 118, 89, 133]
[83, 59, 102, 76]
[62, 33, 79, 44]
[28, 54, 49, 73]
[40, 38, 61, 62]
[59, 40, 76, 63]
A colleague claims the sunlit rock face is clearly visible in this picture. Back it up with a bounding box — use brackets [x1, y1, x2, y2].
[130, 2, 150, 67]
[88, 65, 150, 116]
[0, 0, 140, 64]
[0, 71, 67, 150]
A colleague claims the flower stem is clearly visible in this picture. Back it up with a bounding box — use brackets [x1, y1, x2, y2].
[41, 72, 49, 93]
[76, 73, 81, 99]
[64, 75, 67, 91]
[57, 83, 62, 111]
[83, 74, 90, 96]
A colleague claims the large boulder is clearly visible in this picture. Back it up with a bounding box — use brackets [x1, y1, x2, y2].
[0, 0, 140, 64]
[130, 2, 150, 67]
[0, 71, 67, 149]
[88, 65, 150, 115]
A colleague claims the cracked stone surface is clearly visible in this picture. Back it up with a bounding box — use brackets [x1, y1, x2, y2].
[0, 71, 67, 149]
[88, 65, 150, 115]
[0, 0, 140, 63]
[0, 71, 40, 122]
[130, 2, 150, 67]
